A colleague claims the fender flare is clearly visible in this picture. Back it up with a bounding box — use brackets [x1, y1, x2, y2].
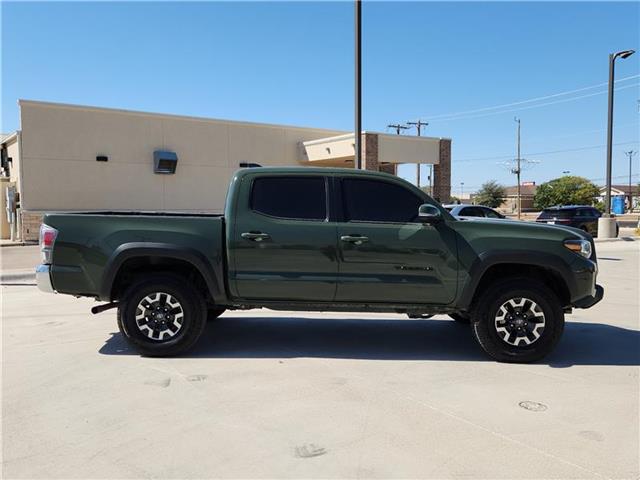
[457, 250, 575, 309]
[99, 242, 223, 302]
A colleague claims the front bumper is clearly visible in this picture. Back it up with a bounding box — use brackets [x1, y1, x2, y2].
[36, 264, 56, 294]
[573, 284, 604, 309]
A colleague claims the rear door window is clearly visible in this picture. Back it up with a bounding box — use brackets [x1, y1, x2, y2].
[341, 178, 423, 223]
[483, 208, 502, 218]
[251, 176, 327, 220]
[459, 207, 484, 217]
[540, 209, 572, 219]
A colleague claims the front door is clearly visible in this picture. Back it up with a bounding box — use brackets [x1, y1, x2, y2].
[230, 174, 338, 302]
[335, 177, 458, 305]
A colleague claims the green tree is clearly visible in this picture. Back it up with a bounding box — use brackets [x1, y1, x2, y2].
[533, 176, 600, 210]
[474, 180, 506, 208]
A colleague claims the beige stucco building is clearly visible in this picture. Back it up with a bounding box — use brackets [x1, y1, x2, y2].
[1, 100, 451, 241]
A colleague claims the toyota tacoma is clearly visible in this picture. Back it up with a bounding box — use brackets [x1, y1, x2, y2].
[36, 167, 603, 362]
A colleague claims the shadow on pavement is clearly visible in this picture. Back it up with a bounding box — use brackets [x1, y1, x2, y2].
[99, 316, 640, 367]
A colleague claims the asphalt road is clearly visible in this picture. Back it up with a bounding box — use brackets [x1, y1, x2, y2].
[1, 242, 638, 479]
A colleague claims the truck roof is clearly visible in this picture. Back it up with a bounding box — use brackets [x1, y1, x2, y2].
[232, 166, 399, 180]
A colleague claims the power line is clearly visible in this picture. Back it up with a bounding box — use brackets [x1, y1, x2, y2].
[424, 83, 639, 123]
[418, 74, 640, 122]
[456, 141, 640, 163]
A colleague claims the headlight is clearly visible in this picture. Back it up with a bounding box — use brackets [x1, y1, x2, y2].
[564, 239, 592, 258]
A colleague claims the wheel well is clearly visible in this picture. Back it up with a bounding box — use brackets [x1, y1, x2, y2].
[470, 263, 570, 308]
[110, 256, 212, 303]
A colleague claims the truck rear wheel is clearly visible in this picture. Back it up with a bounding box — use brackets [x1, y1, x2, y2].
[470, 278, 564, 363]
[117, 275, 207, 356]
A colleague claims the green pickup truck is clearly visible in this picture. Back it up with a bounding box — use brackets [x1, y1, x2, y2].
[37, 167, 603, 362]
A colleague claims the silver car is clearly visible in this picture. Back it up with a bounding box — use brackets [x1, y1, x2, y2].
[443, 204, 506, 219]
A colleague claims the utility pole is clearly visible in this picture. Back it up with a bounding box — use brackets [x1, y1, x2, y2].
[387, 124, 409, 135]
[407, 120, 428, 188]
[354, 0, 362, 169]
[513, 117, 522, 219]
[625, 150, 637, 212]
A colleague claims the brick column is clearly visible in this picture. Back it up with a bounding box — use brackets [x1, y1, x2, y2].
[433, 139, 451, 202]
[361, 133, 379, 171]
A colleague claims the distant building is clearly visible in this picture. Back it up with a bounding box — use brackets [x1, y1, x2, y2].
[499, 183, 537, 213]
[598, 184, 640, 212]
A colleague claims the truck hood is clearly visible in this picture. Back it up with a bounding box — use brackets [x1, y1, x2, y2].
[453, 216, 592, 241]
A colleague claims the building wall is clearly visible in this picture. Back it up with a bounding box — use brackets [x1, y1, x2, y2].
[19, 100, 343, 213]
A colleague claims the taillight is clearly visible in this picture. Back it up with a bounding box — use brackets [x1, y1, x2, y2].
[39, 224, 58, 264]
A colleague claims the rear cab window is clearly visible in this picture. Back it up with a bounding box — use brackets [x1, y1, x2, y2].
[250, 176, 327, 220]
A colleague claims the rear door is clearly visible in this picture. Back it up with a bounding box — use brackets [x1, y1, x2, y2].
[229, 174, 338, 302]
[334, 176, 458, 305]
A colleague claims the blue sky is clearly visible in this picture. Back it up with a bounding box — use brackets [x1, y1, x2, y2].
[2, 1, 639, 192]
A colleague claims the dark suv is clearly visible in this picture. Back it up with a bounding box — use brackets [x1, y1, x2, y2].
[536, 206, 615, 236]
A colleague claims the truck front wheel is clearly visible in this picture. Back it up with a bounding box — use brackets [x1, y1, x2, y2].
[470, 278, 564, 363]
[117, 275, 207, 356]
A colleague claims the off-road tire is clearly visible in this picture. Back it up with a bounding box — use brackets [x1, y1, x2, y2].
[449, 313, 470, 324]
[470, 278, 564, 363]
[117, 275, 207, 357]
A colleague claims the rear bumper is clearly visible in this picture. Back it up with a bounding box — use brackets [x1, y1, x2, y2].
[572, 284, 604, 309]
[36, 265, 56, 294]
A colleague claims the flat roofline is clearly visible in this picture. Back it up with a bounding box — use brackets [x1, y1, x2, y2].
[302, 132, 450, 146]
[17, 99, 348, 135]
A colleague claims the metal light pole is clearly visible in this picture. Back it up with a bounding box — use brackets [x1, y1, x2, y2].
[460, 182, 464, 199]
[600, 49, 635, 237]
[354, 0, 362, 170]
[514, 117, 522, 220]
[626, 150, 637, 212]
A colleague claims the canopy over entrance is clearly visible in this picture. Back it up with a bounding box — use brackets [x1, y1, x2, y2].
[299, 132, 442, 167]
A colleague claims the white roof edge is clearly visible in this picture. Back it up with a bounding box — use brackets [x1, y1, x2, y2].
[17, 99, 348, 134]
[302, 131, 450, 146]
[302, 133, 356, 146]
[0, 131, 19, 145]
[375, 132, 448, 141]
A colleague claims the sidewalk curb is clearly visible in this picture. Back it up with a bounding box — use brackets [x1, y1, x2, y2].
[0, 270, 36, 283]
[594, 236, 638, 244]
[0, 242, 36, 248]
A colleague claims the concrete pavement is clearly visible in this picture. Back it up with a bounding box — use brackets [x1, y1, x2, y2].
[1, 242, 639, 479]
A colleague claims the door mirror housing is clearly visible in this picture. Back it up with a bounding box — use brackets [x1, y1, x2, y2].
[418, 204, 442, 223]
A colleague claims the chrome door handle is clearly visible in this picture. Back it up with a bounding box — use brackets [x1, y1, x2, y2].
[340, 235, 369, 245]
[241, 232, 271, 242]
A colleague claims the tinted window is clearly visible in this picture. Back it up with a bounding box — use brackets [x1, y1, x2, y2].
[577, 209, 592, 217]
[459, 207, 484, 217]
[483, 208, 502, 218]
[251, 176, 326, 220]
[342, 178, 423, 223]
[539, 209, 573, 219]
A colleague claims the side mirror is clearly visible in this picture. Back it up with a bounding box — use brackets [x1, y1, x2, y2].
[418, 204, 442, 223]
